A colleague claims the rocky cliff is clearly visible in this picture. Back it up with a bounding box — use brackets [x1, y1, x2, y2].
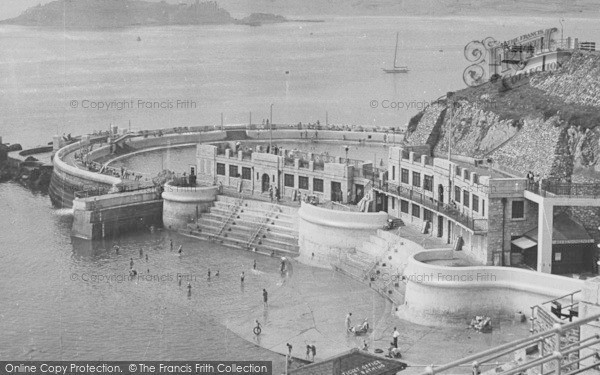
[404, 51, 600, 182]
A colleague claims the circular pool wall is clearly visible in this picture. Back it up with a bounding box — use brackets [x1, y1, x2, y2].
[162, 182, 219, 230]
[401, 249, 585, 325]
[297, 202, 388, 268]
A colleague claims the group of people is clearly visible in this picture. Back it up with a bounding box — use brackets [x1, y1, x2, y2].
[268, 185, 280, 202]
[344, 312, 402, 358]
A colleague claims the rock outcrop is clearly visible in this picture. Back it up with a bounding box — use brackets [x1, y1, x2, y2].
[405, 51, 600, 182]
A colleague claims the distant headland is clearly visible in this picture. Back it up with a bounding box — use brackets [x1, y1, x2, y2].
[0, 0, 302, 29]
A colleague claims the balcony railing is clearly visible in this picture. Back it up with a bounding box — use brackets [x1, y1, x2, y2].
[526, 179, 600, 198]
[377, 181, 488, 232]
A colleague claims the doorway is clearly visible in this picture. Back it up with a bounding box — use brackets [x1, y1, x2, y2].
[261, 173, 270, 192]
[437, 215, 444, 238]
[331, 181, 341, 202]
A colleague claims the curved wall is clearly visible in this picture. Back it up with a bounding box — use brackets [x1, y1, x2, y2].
[162, 183, 219, 230]
[50, 141, 121, 208]
[401, 249, 585, 325]
[50, 131, 228, 208]
[297, 203, 388, 268]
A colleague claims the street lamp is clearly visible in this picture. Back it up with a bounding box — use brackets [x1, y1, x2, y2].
[269, 103, 274, 154]
[343, 145, 350, 165]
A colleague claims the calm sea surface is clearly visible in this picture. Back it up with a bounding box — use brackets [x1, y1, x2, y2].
[1, 16, 599, 363]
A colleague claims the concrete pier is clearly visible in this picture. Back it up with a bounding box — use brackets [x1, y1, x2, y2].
[71, 188, 163, 240]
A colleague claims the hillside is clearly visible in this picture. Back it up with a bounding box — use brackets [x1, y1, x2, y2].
[404, 51, 600, 183]
[0, 0, 235, 28]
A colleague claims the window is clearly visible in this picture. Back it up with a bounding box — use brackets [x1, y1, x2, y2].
[423, 175, 433, 192]
[411, 204, 420, 218]
[299, 176, 309, 190]
[412, 172, 421, 188]
[242, 167, 251, 180]
[216, 163, 225, 176]
[401, 168, 409, 184]
[391, 198, 395, 210]
[313, 178, 324, 192]
[472, 194, 479, 212]
[400, 199, 409, 213]
[284, 174, 294, 187]
[512, 200, 525, 219]
[482, 199, 485, 216]
[392, 166, 396, 181]
[463, 190, 470, 208]
[463, 169, 469, 180]
[229, 165, 238, 177]
[455, 166, 461, 176]
[454, 186, 461, 203]
[423, 208, 433, 222]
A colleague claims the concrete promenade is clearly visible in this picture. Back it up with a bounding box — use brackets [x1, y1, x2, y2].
[226, 261, 531, 374]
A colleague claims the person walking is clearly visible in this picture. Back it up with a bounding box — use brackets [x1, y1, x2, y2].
[392, 327, 400, 348]
[240, 271, 245, 283]
[253, 260, 257, 270]
[169, 239, 173, 251]
[345, 312, 352, 331]
[262, 289, 268, 307]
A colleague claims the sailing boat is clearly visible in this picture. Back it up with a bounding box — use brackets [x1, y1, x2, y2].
[383, 32, 409, 73]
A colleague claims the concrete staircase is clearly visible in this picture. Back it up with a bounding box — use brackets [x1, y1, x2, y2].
[182, 195, 299, 257]
[333, 230, 406, 305]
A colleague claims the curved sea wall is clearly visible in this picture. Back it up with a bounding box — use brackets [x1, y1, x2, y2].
[297, 203, 388, 268]
[162, 183, 219, 230]
[50, 141, 121, 208]
[50, 131, 228, 208]
[401, 249, 584, 325]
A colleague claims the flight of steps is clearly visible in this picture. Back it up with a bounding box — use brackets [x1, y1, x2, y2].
[333, 230, 406, 305]
[183, 195, 299, 257]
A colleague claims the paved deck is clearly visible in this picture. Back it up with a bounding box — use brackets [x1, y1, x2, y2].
[226, 261, 531, 374]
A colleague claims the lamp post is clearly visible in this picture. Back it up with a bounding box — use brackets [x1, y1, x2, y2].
[269, 103, 274, 154]
[344, 145, 349, 165]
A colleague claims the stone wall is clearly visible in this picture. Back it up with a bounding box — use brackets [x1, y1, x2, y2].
[404, 103, 445, 146]
[490, 116, 562, 177]
[486, 197, 539, 265]
[530, 51, 600, 108]
[434, 101, 519, 158]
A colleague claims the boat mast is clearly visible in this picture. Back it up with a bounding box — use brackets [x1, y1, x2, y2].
[393, 32, 399, 68]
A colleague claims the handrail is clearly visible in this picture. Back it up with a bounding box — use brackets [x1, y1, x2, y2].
[542, 290, 582, 305]
[421, 312, 600, 375]
[210, 197, 243, 240]
[246, 206, 276, 248]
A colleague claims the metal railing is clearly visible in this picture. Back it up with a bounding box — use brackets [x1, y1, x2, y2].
[420, 312, 600, 375]
[377, 181, 488, 232]
[526, 179, 600, 198]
